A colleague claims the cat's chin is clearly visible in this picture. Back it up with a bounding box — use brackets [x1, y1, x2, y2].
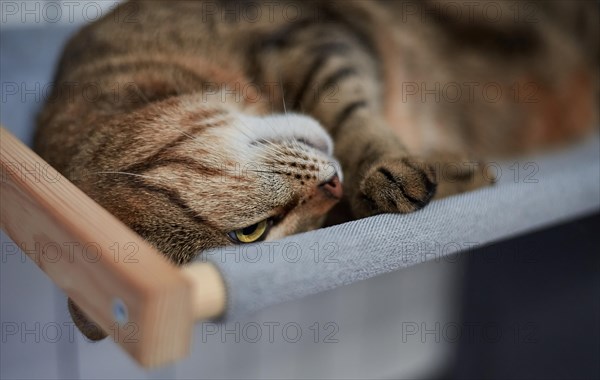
[262, 113, 334, 155]
[235, 113, 334, 155]
[224, 112, 343, 183]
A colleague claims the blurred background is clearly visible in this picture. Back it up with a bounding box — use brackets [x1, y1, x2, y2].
[1, 1, 598, 379]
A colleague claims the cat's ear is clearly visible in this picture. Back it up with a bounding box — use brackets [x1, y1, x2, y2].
[67, 298, 108, 341]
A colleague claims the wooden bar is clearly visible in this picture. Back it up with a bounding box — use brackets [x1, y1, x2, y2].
[181, 263, 226, 321]
[0, 126, 221, 367]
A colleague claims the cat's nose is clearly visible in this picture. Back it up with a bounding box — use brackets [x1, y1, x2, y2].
[319, 174, 343, 200]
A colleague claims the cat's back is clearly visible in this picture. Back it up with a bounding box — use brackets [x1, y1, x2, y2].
[54, 1, 239, 83]
[53, 0, 398, 84]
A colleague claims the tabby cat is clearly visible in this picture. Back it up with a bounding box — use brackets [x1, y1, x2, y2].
[34, 0, 598, 340]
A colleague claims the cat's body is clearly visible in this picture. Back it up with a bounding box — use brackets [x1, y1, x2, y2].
[35, 0, 598, 338]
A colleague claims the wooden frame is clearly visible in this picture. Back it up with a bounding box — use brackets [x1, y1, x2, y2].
[0, 127, 226, 368]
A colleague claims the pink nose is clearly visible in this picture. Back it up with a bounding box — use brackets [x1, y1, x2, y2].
[319, 174, 343, 200]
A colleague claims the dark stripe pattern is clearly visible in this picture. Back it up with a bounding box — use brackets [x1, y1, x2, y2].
[128, 179, 207, 225]
[121, 113, 221, 175]
[330, 100, 368, 135]
[291, 45, 354, 110]
[377, 167, 425, 207]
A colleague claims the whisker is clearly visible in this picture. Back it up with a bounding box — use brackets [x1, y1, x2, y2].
[92, 171, 169, 182]
[244, 169, 283, 175]
[234, 113, 284, 151]
[168, 114, 227, 145]
[277, 71, 292, 129]
[232, 114, 257, 140]
[170, 125, 197, 140]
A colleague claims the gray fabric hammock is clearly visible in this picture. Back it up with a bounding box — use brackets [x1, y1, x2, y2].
[201, 136, 600, 320]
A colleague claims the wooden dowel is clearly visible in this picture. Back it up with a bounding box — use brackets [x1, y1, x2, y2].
[181, 263, 227, 321]
[1, 126, 217, 368]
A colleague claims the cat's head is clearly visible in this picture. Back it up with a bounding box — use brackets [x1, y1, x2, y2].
[74, 95, 342, 264]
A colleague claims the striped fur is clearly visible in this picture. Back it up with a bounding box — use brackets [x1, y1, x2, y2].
[34, 0, 599, 269]
[34, 0, 598, 339]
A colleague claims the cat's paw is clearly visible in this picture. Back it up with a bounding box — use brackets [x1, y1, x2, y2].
[353, 156, 437, 217]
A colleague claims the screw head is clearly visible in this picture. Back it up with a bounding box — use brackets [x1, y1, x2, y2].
[112, 298, 128, 324]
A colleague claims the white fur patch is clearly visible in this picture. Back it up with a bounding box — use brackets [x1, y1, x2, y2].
[237, 112, 333, 155]
[211, 112, 343, 182]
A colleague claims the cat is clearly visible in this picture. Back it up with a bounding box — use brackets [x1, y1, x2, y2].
[34, 0, 598, 340]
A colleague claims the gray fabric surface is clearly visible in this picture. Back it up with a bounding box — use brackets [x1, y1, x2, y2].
[1, 26, 79, 144]
[200, 137, 600, 320]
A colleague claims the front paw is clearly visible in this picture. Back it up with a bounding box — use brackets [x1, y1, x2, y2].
[353, 156, 437, 217]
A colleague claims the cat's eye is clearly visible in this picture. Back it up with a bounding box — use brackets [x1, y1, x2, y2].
[228, 219, 271, 244]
